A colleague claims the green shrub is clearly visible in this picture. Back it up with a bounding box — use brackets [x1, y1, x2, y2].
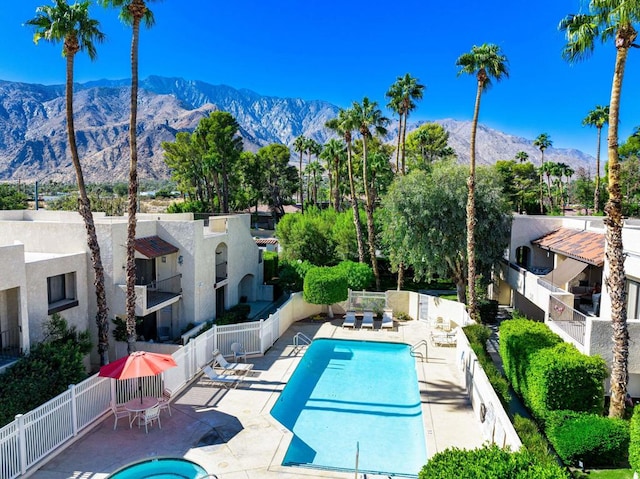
[629, 405, 640, 473]
[527, 343, 606, 418]
[303, 267, 348, 306]
[464, 323, 492, 346]
[263, 251, 278, 282]
[499, 318, 563, 399]
[513, 415, 555, 465]
[332, 261, 374, 290]
[216, 304, 251, 325]
[546, 413, 629, 467]
[478, 299, 499, 324]
[0, 314, 91, 427]
[395, 311, 412, 321]
[278, 259, 315, 292]
[418, 444, 570, 478]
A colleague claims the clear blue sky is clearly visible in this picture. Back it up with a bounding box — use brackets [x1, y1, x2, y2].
[2, 0, 640, 158]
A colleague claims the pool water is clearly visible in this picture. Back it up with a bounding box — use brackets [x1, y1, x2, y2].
[270, 338, 426, 477]
[106, 457, 210, 479]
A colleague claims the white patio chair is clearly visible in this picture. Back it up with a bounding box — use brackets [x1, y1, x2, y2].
[212, 350, 253, 374]
[139, 404, 161, 434]
[111, 402, 131, 430]
[230, 342, 247, 362]
[157, 388, 172, 416]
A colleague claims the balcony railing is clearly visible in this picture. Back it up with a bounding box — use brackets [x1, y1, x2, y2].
[548, 296, 586, 345]
[0, 327, 21, 360]
[216, 261, 228, 284]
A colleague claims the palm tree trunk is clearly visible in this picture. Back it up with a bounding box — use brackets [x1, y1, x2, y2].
[397, 262, 404, 291]
[298, 151, 303, 210]
[401, 111, 409, 175]
[607, 45, 630, 419]
[594, 126, 602, 213]
[66, 52, 109, 365]
[394, 114, 402, 173]
[346, 138, 366, 262]
[125, 14, 142, 354]
[466, 81, 483, 323]
[361, 136, 380, 290]
[334, 158, 341, 211]
[539, 153, 545, 213]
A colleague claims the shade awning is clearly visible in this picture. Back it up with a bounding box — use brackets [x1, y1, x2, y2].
[542, 257, 588, 288]
[134, 236, 179, 259]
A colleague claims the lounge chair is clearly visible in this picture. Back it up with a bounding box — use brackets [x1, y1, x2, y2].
[202, 365, 244, 389]
[381, 310, 394, 329]
[212, 350, 253, 374]
[361, 311, 375, 329]
[230, 342, 247, 362]
[430, 331, 457, 347]
[342, 311, 356, 328]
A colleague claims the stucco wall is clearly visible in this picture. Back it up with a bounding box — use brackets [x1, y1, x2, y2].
[0, 243, 29, 350]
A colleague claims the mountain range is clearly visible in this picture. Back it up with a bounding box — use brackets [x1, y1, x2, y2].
[0, 76, 595, 183]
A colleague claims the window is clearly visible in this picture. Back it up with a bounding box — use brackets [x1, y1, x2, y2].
[47, 272, 78, 314]
[629, 278, 640, 320]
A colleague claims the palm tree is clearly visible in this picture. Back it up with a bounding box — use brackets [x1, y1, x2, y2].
[456, 43, 509, 321]
[541, 160, 557, 209]
[515, 151, 529, 163]
[99, 0, 157, 354]
[27, 0, 110, 365]
[306, 161, 324, 206]
[351, 98, 390, 290]
[583, 105, 610, 213]
[534, 133, 553, 213]
[560, 2, 640, 418]
[293, 135, 307, 210]
[326, 110, 366, 262]
[320, 138, 345, 211]
[386, 73, 425, 174]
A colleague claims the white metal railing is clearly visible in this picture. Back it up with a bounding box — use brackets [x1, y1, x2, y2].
[548, 296, 587, 345]
[293, 332, 311, 347]
[0, 302, 286, 478]
[410, 340, 428, 362]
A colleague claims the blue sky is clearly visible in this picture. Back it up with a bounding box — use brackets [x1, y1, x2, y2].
[2, 0, 640, 158]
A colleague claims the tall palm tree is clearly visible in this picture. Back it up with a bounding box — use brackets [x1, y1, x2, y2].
[386, 73, 425, 175]
[456, 43, 509, 321]
[515, 151, 529, 163]
[99, 0, 157, 354]
[27, 0, 110, 365]
[534, 133, 553, 213]
[583, 105, 610, 213]
[320, 138, 345, 211]
[351, 98, 390, 290]
[326, 110, 366, 262]
[560, 2, 640, 418]
[306, 161, 324, 206]
[293, 135, 307, 210]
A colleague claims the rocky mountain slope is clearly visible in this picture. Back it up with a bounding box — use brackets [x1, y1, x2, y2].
[0, 76, 594, 183]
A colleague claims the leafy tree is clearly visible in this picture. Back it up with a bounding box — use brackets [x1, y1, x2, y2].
[326, 109, 366, 262]
[163, 132, 204, 204]
[99, 0, 158, 354]
[256, 144, 298, 221]
[560, 0, 640, 418]
[380, 162, 511, 303]
[534, 133, 553, 212]
[386, 73, 425, 174]
[456, 43, 509, 322]
[571, 167, 595, 214]
[494, 160, 539, 214]
[619, 126, 640, 160]
[238, 150, 266, 214]
[27, 0, 110, 364]
[583, 105, 610, 213]
[275, 208, 336, 266]
[0, 184, 28, 210]
[621, 156, 640, 216]
[405, 122, 455, 170]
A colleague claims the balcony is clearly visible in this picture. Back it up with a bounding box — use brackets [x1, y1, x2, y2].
[0, 327, 21, 363]
[548, 295, 587, 347]
[120, 274, 182, 317]
[215, 261, 228, 288]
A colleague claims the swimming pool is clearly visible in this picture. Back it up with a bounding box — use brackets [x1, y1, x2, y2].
[270, 338, 426, 477]
[106, 457, 211, 479]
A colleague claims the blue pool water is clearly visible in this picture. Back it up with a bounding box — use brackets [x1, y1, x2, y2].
[106, 457, 209, 479]
[270, 338, 426, 477]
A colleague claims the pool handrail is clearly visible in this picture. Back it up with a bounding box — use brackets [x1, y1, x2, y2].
[410, 340, 428, 362]
[293, 332, 311, 347]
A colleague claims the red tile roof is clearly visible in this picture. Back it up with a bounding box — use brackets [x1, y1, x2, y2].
[532, 228, 604, 266]
[134, 236, 179, 258]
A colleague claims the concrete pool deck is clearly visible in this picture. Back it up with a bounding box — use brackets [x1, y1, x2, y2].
[27, 318, 485, 479]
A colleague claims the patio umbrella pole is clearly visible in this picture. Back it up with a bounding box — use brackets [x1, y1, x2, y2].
[139, 377, 143, 403]
[354, 441, 359, 479]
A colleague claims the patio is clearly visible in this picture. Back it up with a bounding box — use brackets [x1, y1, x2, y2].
[27, 318, 485, 479]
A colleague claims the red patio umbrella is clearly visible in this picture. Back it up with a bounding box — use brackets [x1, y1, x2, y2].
[99, 351, 177, 403]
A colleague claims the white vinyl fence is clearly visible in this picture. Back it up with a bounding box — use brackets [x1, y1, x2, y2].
[0, 305, 286, 479]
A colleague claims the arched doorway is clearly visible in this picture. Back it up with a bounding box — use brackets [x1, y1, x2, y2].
[238, 274, 255, 303]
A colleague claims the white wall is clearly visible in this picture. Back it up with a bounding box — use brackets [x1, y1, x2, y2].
[0, 242, 29, 351]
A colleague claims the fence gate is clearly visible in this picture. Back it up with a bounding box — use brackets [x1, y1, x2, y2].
[419, 294, 429, 322]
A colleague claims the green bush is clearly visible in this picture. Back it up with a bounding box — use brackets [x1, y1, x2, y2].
[418, 444, 570, 478]
[278, 259, 315, 292]
[303, 267, 348, 306]
[527, 343, 606, 418]
[332, 261, 374, 290]
[513, 415, 555, 466]
[216, 304, 251, 325]
[395, 311, 413, 321]
[263, 251, 278, 282]
[478, 299, 499, 324]
[0, 314, 91, 427]
[499, 318, 563, 399]
[629, 405, 640, 473]
[546, 412, 629, 467]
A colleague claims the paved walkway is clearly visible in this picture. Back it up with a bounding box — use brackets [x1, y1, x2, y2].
[27, 318, 485, 479]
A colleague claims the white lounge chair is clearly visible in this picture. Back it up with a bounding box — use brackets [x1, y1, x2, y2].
[381, 310, 394, 329]
[202, 365, 244, 389]
[361, 311, 375, 329]
[212, 350, 253, 374]
[342, 311, 356, 328]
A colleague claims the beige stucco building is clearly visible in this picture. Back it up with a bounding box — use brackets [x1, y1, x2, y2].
[0, 210, 266, 369]
[496, 214, 640, 397]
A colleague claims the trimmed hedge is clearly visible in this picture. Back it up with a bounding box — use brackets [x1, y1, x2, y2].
[499, 318, 562, 399]
[513, 414, 555, 466]
[418, 444, 570, 478]
[263, 250, 278, 282]
[527, 342, 606, 418]
[546, 411, 630, 467]
[278, 259, 315, 292]
[332, 260, 374, 291]
[629, 405, 640, 474]
[303, 267, 348, 306]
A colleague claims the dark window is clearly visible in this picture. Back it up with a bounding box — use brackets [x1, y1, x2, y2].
[47, 273, 78, 314]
